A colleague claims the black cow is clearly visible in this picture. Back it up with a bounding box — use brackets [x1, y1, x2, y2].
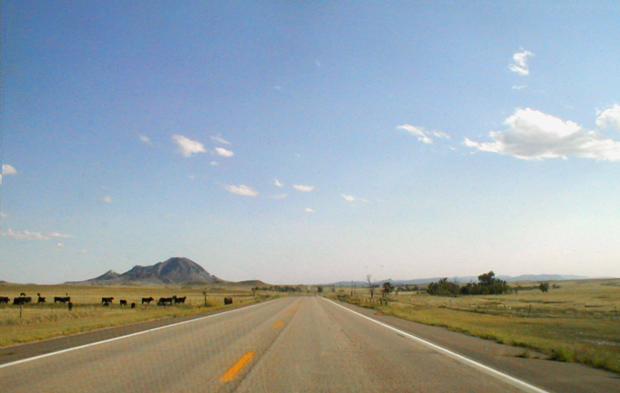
[14, 297, 32, 305]
[101, 297, 114, 304]
[120, 300, 128, 306]
[224, 297, 233, 305]
[0, 297, 10, 304]
[157, 297, 173, 306]
[174, 296, 186, 304]
[130, 303, 136, 309]
[38, 297, 46, 303]
[141, 297, 154, 305]
[54, 296, 70, 303]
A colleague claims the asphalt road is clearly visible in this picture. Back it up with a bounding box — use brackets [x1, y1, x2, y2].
[1, 296, 618, 393]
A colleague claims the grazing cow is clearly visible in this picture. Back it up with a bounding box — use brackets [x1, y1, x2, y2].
[20, 292, 26, 297]
[68, 302, 73, 311]
[174, 296, 186, 304]
[101, 297, 114, 304]
[0, 297, 10, 304]
[38, 297, 46, 303]
[224, 297, 233, 305]
[54, 296, 70, 303]
[120, 300, 127, 306]
[157, 297, 174, 306]
[131, 303, 136, 309]
[141, 297, 154, 305]
[14, 297, 32, 305]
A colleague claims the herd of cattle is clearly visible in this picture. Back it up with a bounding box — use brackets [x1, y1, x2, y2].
[0, 293, 220, 307]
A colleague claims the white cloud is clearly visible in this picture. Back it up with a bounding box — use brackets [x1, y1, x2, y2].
[397, 125, 449, 144]
[210, 161, 219, 166]
[103, 195, 113, 203]
[2, 229, 50, 240]
[271, 193, 288, 199]
[509, 49, 534, 76]
[172, 135, 207, 157]
[1, 212, 7, 218]
[56, 242, 65, 248]
[464, 108, 620, 161]
[223, 184, 259, 197]
[211, 135, 231, 145]
[214, 147, 234, 157]
[293, 185, 315, 192]
[49, 232, 72, 238]
[139, 135, 152, 144]
[341, 194, 369, 203]
[274, 179, 284, 187]
[596, 104, 620, 132]
[304, 208, 315, 213]
[512, 85, 527, 90]
[2, 164, 17, 175]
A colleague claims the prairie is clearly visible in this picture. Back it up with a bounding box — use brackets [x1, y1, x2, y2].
[0, 283, 274, 347]
[328, 278, 620, 374]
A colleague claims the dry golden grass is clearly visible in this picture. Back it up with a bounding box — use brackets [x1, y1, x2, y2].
[0, 283, 278, 347]
[329, 279, 620, 374]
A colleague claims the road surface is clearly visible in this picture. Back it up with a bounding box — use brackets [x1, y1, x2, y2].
[1, 296, 618, 392]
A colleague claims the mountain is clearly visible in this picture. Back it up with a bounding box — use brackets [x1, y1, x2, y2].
[68, 257, 223, 286]
[328, 274, 590, 287]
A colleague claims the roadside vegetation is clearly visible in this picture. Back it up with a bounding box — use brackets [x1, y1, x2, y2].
[0, 284, 281, 347]
[327, 278, 620, 374]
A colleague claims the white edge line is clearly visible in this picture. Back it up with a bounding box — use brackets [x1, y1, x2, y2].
[0, 300, 273, 370]
[321, 297, 551, 393]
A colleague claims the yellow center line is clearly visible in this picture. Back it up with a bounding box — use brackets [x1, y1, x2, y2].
[220, 351, 255, 382]
[286, 311, 293, 314]
[274, 320, 283, 327]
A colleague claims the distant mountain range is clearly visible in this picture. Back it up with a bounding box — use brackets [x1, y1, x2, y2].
[328, 274, 590, 287]
[67, 257, 223, 286]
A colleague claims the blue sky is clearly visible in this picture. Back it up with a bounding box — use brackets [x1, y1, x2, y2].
[2, 1, 619, 284]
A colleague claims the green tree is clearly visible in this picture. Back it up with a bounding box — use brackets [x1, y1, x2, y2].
[382, 282, 394, 296]
[539, 282, 550, 293]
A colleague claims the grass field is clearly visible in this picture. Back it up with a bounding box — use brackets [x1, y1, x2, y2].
[0, 283, 278, 347]
[327, 278, 620, 374]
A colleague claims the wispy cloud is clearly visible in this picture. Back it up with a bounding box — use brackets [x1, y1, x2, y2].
[1, 212, 8, 218]
[509, 49, 534, 76]
[172, 135, 207, 157]
[512, 85, 527, 90]
[293, 185, 315, 192]
[304, 208, 315, 213]
[210, 161, 219, 166]
[49, 232, 72, 238]
[211, 135, 231, 145]
[341, 194, 369, 203]
[214, 147, 234, 157]
[103, 195, 113, 203]
[2, 229, 50, 240]
[139, 135, 152, 144]
[274, 179, 284, 187]
[464, 107, 620, 161]
[596, 104, 620, 132]
[271, 193, 288, 199]
[397, 125, 450, 144]
[223, 184, 259, 197]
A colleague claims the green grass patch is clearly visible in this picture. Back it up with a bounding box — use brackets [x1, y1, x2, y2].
[328, 278, 620, 374]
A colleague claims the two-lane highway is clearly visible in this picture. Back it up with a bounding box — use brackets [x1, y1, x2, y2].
[1, 296, 617, 392]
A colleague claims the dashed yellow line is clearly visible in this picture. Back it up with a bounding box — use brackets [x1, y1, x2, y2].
[220, 351, 255, 382]
[274, 320, 283, 327]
